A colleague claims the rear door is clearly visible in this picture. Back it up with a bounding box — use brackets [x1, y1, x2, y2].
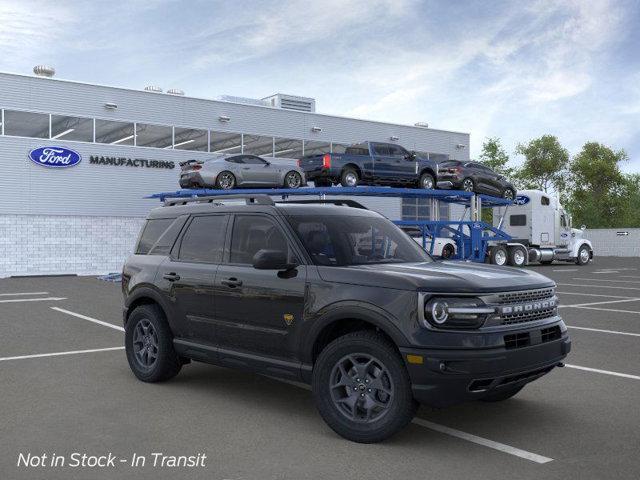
[371, 143, 393, 181]
[157, 214, 229, 344]
[214, 213, 307, 361]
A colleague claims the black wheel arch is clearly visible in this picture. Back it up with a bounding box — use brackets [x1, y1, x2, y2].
[342, 163, 362, 178]
[124, 286, 172, 328]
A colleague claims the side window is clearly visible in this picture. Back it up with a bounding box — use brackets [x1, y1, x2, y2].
[243, 155, 267, 165]
[541, 196, 550, 206]
[226, 156, 244, 164]
[229, 216, 291, 264]
[387, 145, 405, 157]
[178, 215, 228, 263]
[136, 218, 174, 254]
[148, 216, 188, 255]
[560, 215, 567, 228]
[510, 215, 527, 227]
[372, 144, 390, 156]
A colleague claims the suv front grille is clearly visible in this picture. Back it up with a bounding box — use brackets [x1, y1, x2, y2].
[493, 287, 558, 325]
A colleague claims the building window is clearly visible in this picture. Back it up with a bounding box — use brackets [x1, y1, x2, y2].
[173, 127, 208, 151]
[95, 119, 135, 145]
[273, 137, 303, 159]
[243, 134, 274, 156]
[303, 140, 330, 156]
[50, 114, 94, 142]
[135, 123, 173, 148]
[3, 110, 50, 139]
[210, 131, 242, 154]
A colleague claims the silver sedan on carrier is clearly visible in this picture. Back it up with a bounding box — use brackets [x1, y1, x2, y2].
[179, 154, 307, 190]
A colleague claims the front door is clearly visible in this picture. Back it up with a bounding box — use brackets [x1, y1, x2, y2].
[214, 214, 307, 360]
[240, 155, 279, 185]
[158, 214, 229, 344]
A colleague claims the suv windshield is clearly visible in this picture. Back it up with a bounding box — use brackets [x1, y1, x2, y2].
[287, 215, 432, 266]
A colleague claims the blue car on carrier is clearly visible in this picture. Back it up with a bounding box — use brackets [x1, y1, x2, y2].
[298, 141, 439, 189]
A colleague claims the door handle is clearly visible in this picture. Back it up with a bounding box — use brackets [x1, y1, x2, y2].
[163, 272, 181, 282]
[242, 167, 250, 170]
[221, 277, 243, 288]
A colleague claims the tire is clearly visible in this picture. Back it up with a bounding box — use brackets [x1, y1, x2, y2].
[418, 172, 435, 190]
[340, 168, 359, 187]
[479, 386, 523, 402]
[284, 170, 303, 189]
[576, 245, 591, 265]
[441, 243, 455, 259]
[125, 304, 182, 383]
[502, 188, 516, 200]
[507, 246, 527, 267]
[312, 331, 418, 443]
[215, 171, 236, 190]
[314, 178, 332, 187]
[490, 245, 508, 266]
[461, 178, 475, 192]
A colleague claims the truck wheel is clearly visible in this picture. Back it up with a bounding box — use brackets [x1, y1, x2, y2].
[125, 304, 182, 383]
[576, 245, 591, 265]
[441, 243, 455, 259]
[507, 246, 527, 267]
[419, 172, 435, 189]
[502, 188, 516, 200]
[312, 331, 418, 443]
[340, 168, 359, 187]
[479, 386, 523, 402]
[490, 245, 508, 266]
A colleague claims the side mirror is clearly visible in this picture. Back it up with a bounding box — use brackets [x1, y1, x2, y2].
[252, 249, 297, 270]
[404, 152, 416, 160]
[581, 225, 586, 230]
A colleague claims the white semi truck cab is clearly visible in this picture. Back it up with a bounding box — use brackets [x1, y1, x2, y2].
[491, 189, 593, 267]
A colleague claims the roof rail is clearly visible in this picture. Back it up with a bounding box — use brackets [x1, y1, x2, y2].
[277, 199, 368, 209]
[164, 194, 275, 207]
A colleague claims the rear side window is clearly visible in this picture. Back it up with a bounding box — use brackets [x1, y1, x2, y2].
[229, 215, 291, 264]
[148, 216, 188, 255]
[345, 145, 369, 155]
[136, 218, 174, 254]
[510, 215, 527, 226]
[178, 215, 228, 263]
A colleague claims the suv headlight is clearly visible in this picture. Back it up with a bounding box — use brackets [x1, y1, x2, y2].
[421, 296, 495, 329]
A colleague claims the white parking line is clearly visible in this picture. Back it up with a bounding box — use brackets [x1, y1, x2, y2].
[0, 297, 66, 304]
[0, 292, 49, 296]
[0, 346, 124, 362]
[568, 326, 640, 337]
[593, 271, 619, 274]
[411, 418, 553, 464]
[557, 291, 637, 299]
[572, 278, 640, 285]
[559, 298, 640, 308]
[566, 305, 640, 315]
[557, 283, 640, 291]
[565, 364, 640, 381]
[552, 269, 578, 272]
[51, 307, 124, 332]
[272, 378, 553, 464]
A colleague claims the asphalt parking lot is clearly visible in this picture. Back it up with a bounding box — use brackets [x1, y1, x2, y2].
[2, 257, 640, 480]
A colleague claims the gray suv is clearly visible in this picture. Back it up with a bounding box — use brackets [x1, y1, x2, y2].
[122, 194, 570, 443]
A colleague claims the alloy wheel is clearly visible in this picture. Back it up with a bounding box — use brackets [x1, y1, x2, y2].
[286, 172, 302, 188]
[503, 189, 515, 200]
[218, 172, 235, 189]
[345, 172, 358, 187]
[329, 353, 394, 423]
[132, 319, 158, 368]
[462, 179, 474, 192]
[580, 247, 590, 263]
[421, 176, 434, 189]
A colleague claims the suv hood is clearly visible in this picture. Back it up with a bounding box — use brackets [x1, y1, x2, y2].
[317, 260, 554, 293]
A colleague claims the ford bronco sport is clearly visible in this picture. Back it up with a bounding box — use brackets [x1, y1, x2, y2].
[122, 194, 570, 443]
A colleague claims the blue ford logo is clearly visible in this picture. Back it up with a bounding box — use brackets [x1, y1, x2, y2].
[514, 195, 530, 205]
[28, 146, 82, 168]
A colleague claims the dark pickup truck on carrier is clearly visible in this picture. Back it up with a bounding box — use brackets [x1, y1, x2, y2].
[122, 194, 570, 443]
[298, 141, 439, 189]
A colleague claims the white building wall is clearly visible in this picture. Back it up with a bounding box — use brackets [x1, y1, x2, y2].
[583, 229, 640, 257]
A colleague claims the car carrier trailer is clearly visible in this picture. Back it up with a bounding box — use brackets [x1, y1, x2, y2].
[149, 186, 593, 267]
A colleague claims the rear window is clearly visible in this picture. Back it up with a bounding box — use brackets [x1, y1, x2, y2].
[136, 218, 174, 254]
[510, 215, 527, 226]
[345, 144, 369, 156]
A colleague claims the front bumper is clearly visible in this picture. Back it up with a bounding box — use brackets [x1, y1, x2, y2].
[401, 329, 571, 407]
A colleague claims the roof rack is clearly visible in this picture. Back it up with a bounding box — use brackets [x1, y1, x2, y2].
[277, 199, 368, 209]
[163, 194, 274, 207]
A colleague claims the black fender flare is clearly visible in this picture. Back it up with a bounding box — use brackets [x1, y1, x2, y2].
[300, 301, 411, 365]
[123, 284, 172, 327]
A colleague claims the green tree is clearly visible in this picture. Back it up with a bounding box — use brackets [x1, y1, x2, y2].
[515, 135, 569, 193]
[566, 142, 628, 228]
[479, 137, 515, 178]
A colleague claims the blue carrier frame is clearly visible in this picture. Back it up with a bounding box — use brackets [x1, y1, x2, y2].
[149, 186, 513, 263]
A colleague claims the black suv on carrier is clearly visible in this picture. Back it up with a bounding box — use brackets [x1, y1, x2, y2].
[122, 194, 570, 443]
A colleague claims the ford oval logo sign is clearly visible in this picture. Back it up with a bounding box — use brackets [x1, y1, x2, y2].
[514, 195, 530, 205]
[28, 146, 82, 168]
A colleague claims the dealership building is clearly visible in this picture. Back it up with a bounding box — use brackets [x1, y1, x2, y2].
[0, 68, 470, 277]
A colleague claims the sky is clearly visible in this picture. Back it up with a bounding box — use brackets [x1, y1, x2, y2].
[1, 0, 639, 171]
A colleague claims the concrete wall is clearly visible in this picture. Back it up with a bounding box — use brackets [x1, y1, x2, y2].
[583, 228, 640, 257]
